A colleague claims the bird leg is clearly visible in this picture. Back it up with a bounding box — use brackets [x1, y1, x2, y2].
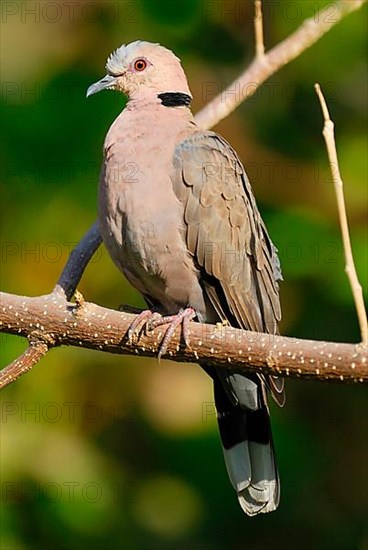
[147, 307, 196, 359]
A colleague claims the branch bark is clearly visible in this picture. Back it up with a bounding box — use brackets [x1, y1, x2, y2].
[1, 292, 367, 390]
[0, 340, 50, 389]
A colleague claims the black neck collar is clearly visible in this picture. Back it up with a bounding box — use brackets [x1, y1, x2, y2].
[158, 92, 192, 107]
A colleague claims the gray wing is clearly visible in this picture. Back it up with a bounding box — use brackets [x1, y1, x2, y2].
[171, 130, 285, 404]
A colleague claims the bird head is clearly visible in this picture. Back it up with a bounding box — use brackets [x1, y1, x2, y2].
[86, 40, 192, 102]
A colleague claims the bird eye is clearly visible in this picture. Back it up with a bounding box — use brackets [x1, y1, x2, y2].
[133, 58, 147, 72]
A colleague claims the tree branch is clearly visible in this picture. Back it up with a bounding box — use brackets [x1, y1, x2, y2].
[0, 339, 50, 389]
[0, 292, 367, 390]
[195, 0, 365, 130]
[315, 84, 368, 345]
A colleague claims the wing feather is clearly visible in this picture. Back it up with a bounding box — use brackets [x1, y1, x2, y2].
[171, 131, 285, 405]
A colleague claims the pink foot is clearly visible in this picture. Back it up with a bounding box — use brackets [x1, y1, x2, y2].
[127, 310, 159, 342]
[148, 308, 196, 359]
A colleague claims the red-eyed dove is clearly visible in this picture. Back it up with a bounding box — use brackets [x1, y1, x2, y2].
[87, 40, 285, 516]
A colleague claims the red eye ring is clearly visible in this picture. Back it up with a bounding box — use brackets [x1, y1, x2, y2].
[133, 58, 147, 72]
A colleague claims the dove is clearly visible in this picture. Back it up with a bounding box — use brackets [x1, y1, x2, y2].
[87, 40, 285, 516]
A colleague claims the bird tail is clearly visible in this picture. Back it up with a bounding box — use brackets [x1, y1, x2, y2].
[214, 375, 280, 516]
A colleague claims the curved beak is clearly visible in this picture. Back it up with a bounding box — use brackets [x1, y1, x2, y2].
[86, 74, 118, 98]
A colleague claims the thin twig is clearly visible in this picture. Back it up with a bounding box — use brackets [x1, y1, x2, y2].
[315, 84, 368, 345]
[0, 340, 50, 390]
[0, 292, 367, 389]
[254, 0, 265, 58]
[195, 0, 365, 129]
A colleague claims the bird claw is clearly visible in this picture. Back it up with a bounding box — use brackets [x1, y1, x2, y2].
[127, 307, 196, 358]
[127, 309, 155, 342]
[148, 307, 196, 359]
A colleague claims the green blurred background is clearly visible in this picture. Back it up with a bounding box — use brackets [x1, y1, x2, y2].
[1, 0, 367, 548]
